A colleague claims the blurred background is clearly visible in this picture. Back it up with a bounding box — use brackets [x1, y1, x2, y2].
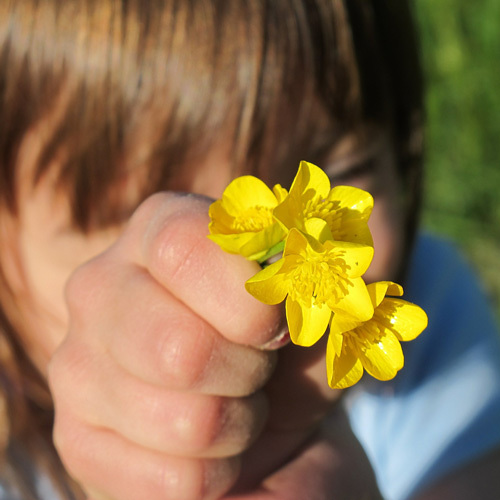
[414, 0, 500, 321]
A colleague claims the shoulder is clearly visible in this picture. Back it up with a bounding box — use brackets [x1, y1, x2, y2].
[345, 232, 500, 500]
[403, 233, 500, 379]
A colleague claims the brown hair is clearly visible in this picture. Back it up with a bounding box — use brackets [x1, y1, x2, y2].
[0, 0, 423, 496]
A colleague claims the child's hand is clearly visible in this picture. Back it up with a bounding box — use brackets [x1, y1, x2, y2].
[225, 404, 383, 500]
[48, 192, 277, 499]
[47, 192, 355, 499]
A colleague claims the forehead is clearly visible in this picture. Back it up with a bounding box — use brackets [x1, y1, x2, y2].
[0, 0, 420, 236]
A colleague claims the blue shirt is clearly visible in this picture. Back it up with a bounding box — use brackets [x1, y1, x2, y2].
[345, 233, 500, 500]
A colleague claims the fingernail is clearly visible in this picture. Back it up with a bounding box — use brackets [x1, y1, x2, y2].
[258, 329, 290, 350]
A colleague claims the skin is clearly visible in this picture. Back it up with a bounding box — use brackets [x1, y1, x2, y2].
[0, 124, 394, 499]
[3, 122, 498, 499]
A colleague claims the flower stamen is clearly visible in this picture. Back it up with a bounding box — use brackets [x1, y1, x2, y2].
[233, 206, 274, 232]
[287, 251, 351, 308]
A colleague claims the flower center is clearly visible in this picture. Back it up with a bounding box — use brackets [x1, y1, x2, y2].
[346, 322, 384, 353]
[288, 252, 351, 307]
[304, 198, 344, 233]
[233, 206, 275, 232]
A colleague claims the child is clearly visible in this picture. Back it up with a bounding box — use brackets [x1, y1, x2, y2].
[0, 0, 499, 499]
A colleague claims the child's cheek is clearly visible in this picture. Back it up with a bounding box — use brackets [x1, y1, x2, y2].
[364, 195, 405, 284]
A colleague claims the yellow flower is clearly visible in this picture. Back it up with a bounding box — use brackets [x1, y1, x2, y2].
[273, 160, 374, 246]
[208, 162, 428, 392]
[326, 281, 428, 389]
[246, 227, 374, 347]
[208, 176, 287, 261]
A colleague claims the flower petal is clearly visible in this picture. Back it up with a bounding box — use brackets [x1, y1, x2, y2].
[272, 184, 289, 203]
[304, 217, 334, 243]
[330, 277, 374, 322]
[208, 232, 256, 255]
[359, 328, 404, 381]
[208, 223, 284, 261]
[329, 311, 362, 336]
[208, 175, 284, 259]
[333, 218, 373, 247]
[245, 260, 288, 304]
[375, 298, 428, 341]
[273, 161, 331, 231]
[323, 240, 374, 277]
[367, 281, 403, 308]
[291, 161, 331, 200]
[209, 199, 243, 234]
[286, 297, 331, 347]
[326, 336, 364, 389]
[329, 185, 374, 219]
[223, 176, 279, 213]
[283, 228, 309, 257]
[239, 223, 285, 260]
[323, 186, 374, 246]
[328, 329, 343, 357]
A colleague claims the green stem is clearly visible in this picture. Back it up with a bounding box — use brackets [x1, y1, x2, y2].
[257, 240, 285, 265]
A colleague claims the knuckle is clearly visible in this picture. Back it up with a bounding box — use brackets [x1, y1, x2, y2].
[64, 257, 109, 319]
[52, 411, 89, 479]
[213, 393, 268, 456]
[160, 457, 239, 500]
[131, 192, 210, 276]
[155, 317, 214, 390]
[48, 340, 97, 417]
[160, 459, 203, 500]
[174, 397, 224, 453]
[130, 192, 173, 223]
[163, 393, 267, 457]
[149, 212, 205, 281]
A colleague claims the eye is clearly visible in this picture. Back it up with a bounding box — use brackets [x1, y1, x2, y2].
[313, 130, 392, 191]
[330, 158, 377, 184]
[323, 157, 380, 194]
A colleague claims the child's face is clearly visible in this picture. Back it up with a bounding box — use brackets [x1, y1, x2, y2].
[0, 125, 405, 375]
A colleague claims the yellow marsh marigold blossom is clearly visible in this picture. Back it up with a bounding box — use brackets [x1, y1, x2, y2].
[273, 160, 374, 246]
[326, 281, 428, 389]
[208, 176, 288, 261]
[245, 228, 374, 347]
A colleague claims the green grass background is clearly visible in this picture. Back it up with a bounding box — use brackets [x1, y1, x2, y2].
[413, 1, 500, 321]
